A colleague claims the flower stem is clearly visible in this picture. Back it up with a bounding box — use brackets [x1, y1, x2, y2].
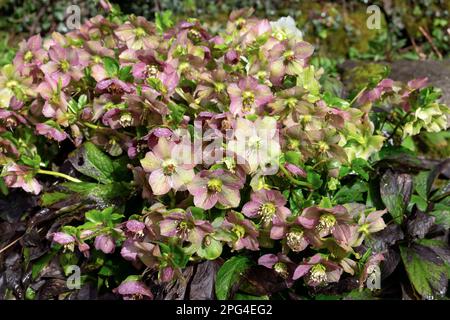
[279, 164, 313, 189]
[37, 169, 82, 183]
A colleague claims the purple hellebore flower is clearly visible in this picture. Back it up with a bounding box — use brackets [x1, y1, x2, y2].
[37, 75, 68, 120]
[2, 162, 42, 194]
[94, 234, 115, 254]
[126, 220, 146, 234]
[13, 34, 47, 76]
[52, 232, 75, 245]
[242, 189, 291, 228]
[270, 217, 313, 251]
[258, 253, 296, 282]
[114, 280, 153, 300]
[140, 137, 195, 195]
[269, 39, 314, 84]
[225, 50, 240, 65]
[40, 44, 88, 87]
[227, 76, 273, 116]
[35, 123, 67, 142]
[293, 253, 343, 286]
[298, 205, 352, 238]
[221, 211, 259, 251]
[0, 138, 19, 162]
[95, 78, 134, 97]
[132, 49, 179, 92]
[159, 209, 214, 245]
[121, 239, 140, 261]
[115, 16, 158, 50]
[0, 109, 27, 132]
[187, 169, 243, 210]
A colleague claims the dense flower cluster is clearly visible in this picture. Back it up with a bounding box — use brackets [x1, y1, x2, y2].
[0, 6, 448, 299]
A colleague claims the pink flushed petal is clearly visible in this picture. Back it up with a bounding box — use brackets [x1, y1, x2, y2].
[94, 235, 115, 254]
[48, 45, 66, 62]
[126, 220, 145, 233]
[293, 264, 312, 280]
[269, 224, 286, 240]
[91, 64, 109, 82]
[114, 281, 153, 299]
[217, 187, 240, 208]
[194, 191, 218, 210]
[121, 239, 139, 261]
[242, 201, 261, 218]
[148, 169, 171, 195]
[308, 253, 323, 264]
[258, 254, 278, 268]
[152, 138, 173, 159]
[52, 232, 75, 245]
[159, 219, 180, 237]
[229, 96, 243, 115]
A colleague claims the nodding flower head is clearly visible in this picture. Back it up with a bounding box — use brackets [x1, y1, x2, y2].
[309, 263, 327, 284]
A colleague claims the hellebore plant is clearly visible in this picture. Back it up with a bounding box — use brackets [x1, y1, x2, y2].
[0, 3, 449, 301]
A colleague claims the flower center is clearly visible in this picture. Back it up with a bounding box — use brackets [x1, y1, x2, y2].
[214, 82, 225, 93]
[274, 262, 289, 279]
[259, 202, 276, 224]
[232, 224, 246, 239]
[6, 80, 18, 89]
[358, 223, 370, 235]
[242, 91, 255, 112]
[162, 159, 177, 176]
[24, 51, 34, 62]
[286, 229, 305, 252]
[283, 50, 295, 62]
[146, 64, 159, 77]
[107, 83, 124, 95]
[317, 141, 329, 153]
[286, 97, 297, 109]
[207, 178, 223, 193]
[310, 263, 327, 283]
[188, 29, 202, 43]
[5, 117, 17, 128]
[248, 136, 261, 149]
[317, 213, 336, 232]
[119, 112, 133, 127]
[60, 59, 70, 73]
[134, 27, 147, 38]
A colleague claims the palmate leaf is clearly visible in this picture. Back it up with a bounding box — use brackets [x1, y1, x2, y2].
[380, 170, 413, 224]
[215, 256, 252, 300]
[400, 241, 449, 299]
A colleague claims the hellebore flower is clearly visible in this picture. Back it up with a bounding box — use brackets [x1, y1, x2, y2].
[293, 254, 343, 286]
[132, 49, 179, 93]
[242, 189, 291, 228]
[270, 16, 303, 41]
[125, 220, 146, 235]
[114, 280, 153, 300]
[0, 64, 33, 107]
[40, 44, 88, 86]
[35, 123, 67, 142]
[187, 169, 243, 210]
[95, 78, 135, 98]
[121, 239, 140, 261]
[0, 138, 19, 164]
[258, 253, 296, 282]
[115, 16, 158, 50]
[37, 75, 68, 122]
[270, 217, 312, 251]
[351, 209, 387, 246]
[227, 76, 273, 116]
[159, 209, 213, 245]
[52, 232, 75, 245]
[221, 211, 259, 251]
[269, 39, 314, 83]
[2, 162, 42, 195]
[0, 109, 27, 132]
[226, 116, 280, 174]
[298, 205, 352, 239]
[13, 34, 48, 76]
[140, 137, 195, 195]
[94, 234, 115, 254]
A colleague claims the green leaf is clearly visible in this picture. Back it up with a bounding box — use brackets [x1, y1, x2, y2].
[168, 102, 186, 125]
[334, 181, 368, 204]
[118, 66, 133, 82]
[429, 203, 450, 228]
[40, 191, 70, 206]
[285, 151, 302, 166]
[351, 158, 372, 181]
[215, 256, 252, 300]
[69, 142, 115, 184]
[32, 252, 55, 280]
[400, 244, 448, 299]
[155, 10, 174, 34]
[306, 170, 322, 190]
[414, 171, 429, 200]
[380, 170, 413, 224]
[103, 57, 119, 78]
